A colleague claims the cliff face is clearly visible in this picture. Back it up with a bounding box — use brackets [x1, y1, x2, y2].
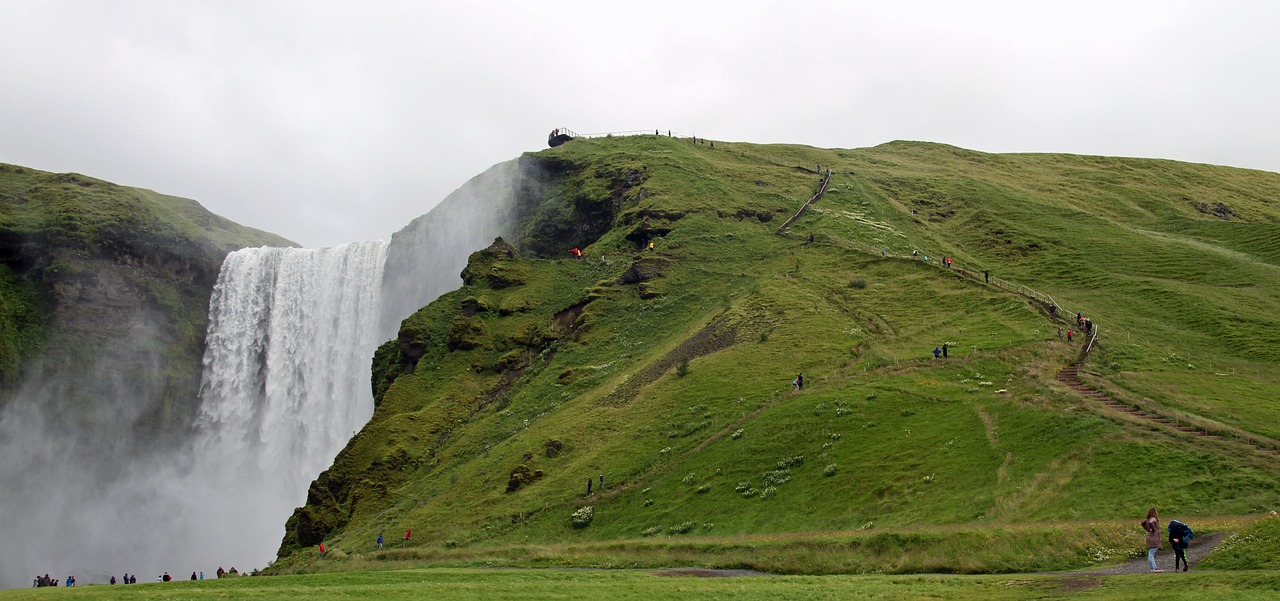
[0, 162, 293, 447]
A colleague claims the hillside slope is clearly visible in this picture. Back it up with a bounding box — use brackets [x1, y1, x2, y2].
[277, 137, 1280, 571]
[0, 162, 293, 443]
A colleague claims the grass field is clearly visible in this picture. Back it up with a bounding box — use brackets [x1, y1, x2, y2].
[4, 568, 1279, 601]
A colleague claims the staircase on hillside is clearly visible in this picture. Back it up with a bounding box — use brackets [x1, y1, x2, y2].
[1055, 340, 1279, 457]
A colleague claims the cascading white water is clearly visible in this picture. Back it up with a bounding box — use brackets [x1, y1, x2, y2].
[0, 241, 390, 587]
[188, 241, 388, 561]
[196, 241, 387, 495]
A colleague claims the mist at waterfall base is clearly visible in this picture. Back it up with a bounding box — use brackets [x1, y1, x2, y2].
[0, 243, 386, 586]
[0, 159, 523, 588]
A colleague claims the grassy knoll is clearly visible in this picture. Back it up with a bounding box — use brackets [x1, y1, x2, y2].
[3, 568, 1279, 601]
[277, 135, 1280, 576]
[1198, 514, 1280, 570]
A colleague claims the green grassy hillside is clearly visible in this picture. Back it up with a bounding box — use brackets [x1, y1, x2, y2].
[0, 162, 293, 433]
[276, 136, 1280, 574]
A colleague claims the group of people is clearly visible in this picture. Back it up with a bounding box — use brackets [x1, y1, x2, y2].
[1142, 507, 1194, 572]
[33, 574, 70, 587]
[586, 473, 605, 495]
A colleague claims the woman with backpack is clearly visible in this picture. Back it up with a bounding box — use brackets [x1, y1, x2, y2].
[1142, 507, 1163, 572]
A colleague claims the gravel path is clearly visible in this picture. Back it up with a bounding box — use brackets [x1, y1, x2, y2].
[1066, 531, 1229, 576]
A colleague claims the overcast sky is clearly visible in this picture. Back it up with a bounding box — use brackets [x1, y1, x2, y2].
[2, 1, 1276, 248]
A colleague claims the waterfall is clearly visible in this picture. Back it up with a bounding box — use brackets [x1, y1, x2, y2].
[0, 158, 526, 588]
[187, 240, 389, 564]
[0, 241, 389, 587]
[196, 241, 387, 492]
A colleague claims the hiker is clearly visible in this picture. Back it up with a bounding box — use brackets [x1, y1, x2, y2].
[1066, 330, 1074, 342]
[984, 270, 989, 283]
[587, 477, 593, 495]
[1085, 319, 1093, 334]
[1057, 327, 1063, 339]
[945, 257, 953, 269]
[404, 529, 412, 544]
[163, 572, 172, 582]
[110, 576, 116, 585]
[1168, 519, 1193, 572]
[319, 543, 326, 558]
[807, 232, 815, 244]
[1049, 304, 1057, 317]
[200, 572, 204, 580]
[599, 474, 604, 491]
[216, 567, 225, 578]
[377, 533, 383, 550]
[648, 241, 655, 252]
[933, 347, 942, 359]
[942, 343, 948, 358]
[912, 249, 919, 257]
[191, 572, 197, 581]
[1142, 507, 1162, 571]
[796, 373, 804, 390]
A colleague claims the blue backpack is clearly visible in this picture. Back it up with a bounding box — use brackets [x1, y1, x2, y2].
[1168, 520, 1193, 545]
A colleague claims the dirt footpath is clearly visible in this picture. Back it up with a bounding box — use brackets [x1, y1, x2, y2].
[1071, 531, 1228, 576]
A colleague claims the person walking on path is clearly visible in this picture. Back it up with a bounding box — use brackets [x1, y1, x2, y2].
[933, 347, 942, 359]
[1057, 327, 1063, 340]
[795, 373, 804, 390]
[1142, 507, 1163, 572]
[1169, 520, 1192, 572]
[377, 533, 383, 550]
[599, 474, 604, 492]
[587, 477, 593, 495]
[1067, 329, 1074, 342]
[942, 343, 949, 358]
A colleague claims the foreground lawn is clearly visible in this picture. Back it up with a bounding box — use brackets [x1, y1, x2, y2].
[4, 568, 1278, 601]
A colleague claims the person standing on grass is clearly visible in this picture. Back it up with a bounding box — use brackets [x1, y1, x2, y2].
[1142, 507, 1163, 572]
[933, 347, 942, 359]
[377, 533, 383, 550]
[1057, 327, 1063, 340]
[1067, 329, 1074, 342]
